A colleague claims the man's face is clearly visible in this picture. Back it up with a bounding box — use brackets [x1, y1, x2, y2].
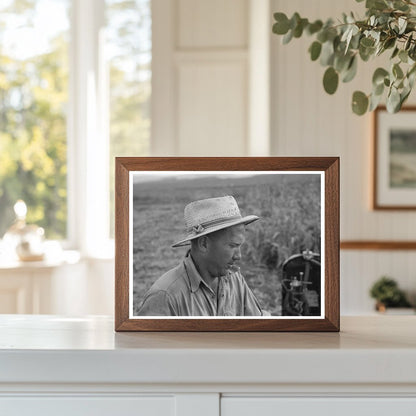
[205, 224, 246, 277]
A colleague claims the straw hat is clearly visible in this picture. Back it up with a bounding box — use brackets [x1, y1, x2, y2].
[172, 196, 259, 248]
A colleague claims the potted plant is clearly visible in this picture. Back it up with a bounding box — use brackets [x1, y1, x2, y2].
[272, 0, 416, 115]
[369, 276, 413, 313]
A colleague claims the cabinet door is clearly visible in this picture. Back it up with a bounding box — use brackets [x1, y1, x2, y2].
[1, 396, 175, 416]
[222, 397, 416, 416]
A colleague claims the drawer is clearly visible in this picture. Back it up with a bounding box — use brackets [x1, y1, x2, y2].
[222, 397, 416, 416]
[0, 396, 175, 416]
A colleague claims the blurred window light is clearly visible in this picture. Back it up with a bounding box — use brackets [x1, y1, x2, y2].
[106, 0, 151, 238]
[0, 0, 70, 239]
[0, 0, 151, 248]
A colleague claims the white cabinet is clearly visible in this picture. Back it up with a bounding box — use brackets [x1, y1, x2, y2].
[222, 398, 416, 416]
[0, 316, 415, 415]
[0, 260, 84, 314]
[1, 397, 175, 416]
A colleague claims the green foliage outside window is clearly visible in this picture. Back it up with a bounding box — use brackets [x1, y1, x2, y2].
[0, 0, 151, 240]
[0, 1, 69, 238]
[107, 0, 151, 237]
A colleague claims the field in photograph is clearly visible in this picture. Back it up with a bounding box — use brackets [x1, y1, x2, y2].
[132, 174, 321, 316]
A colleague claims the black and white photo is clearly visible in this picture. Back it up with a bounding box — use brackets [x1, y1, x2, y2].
[130, 172, 324, 318]
[115, 157, 339, 332]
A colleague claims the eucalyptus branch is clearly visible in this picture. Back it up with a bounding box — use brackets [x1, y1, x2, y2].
[272, 0, 416, 115]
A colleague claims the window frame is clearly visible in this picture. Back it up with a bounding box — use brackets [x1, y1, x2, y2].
[67, 0, 111, 257]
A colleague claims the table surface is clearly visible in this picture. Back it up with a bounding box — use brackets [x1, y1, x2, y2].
[0, 314, 415, 350]
[1, 315, 415, 386]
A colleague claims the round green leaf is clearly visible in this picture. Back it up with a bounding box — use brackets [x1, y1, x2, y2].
[323, 67, 339, 95]
[373, 82, 385, 96]
[282, 29, 293, 44]
[320, 40, 335, 66]
[391, 47, 399, 59]
[399, 50, 408, 63]
[307, 20, 323, 35]
[359, 44, 375, 62]
[384, 37, 396, 50]
[352, 91, 369, 115]
[369, 92, 383, 112]
[393, 63, 404, 79]
[334, 52, 352, 73]
[360, 37, 375, 48]
[317, 30, 328, 43]
[273, 13, 290, 35]
[372, 68, 389, 86]
[342, 56, 357, 83]
[387, 87, 401, 113]
[309, 41, 322, 61]
[293, 18, 308, 38]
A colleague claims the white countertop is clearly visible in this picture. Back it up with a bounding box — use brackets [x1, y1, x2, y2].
[0, 315, 415, 387]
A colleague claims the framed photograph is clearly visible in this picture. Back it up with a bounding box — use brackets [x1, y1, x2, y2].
[115, 157, 339, 331]
[374, 106, 416, 209]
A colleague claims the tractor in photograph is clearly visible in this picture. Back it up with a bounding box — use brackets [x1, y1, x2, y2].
[281, 250, 321, 316]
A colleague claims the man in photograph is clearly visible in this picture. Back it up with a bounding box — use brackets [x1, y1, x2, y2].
[137, 195, 267, 316]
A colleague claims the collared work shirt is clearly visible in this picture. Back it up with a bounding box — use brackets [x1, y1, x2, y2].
[137, 254, 263, 316]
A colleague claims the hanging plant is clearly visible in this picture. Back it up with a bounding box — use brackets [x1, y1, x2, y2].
[272, 0, 416, 115]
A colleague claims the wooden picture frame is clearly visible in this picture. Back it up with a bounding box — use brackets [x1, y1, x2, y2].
[373, 106, 416, 210]
[115, 157, 339, 331]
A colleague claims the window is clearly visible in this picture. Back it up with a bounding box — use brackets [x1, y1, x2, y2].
[106, 0, 151, 237]
[0, 0, 151, 253]
[0, 0, 70, 239]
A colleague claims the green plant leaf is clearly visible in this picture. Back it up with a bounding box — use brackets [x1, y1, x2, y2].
[359, 44, 375, 61]
[360, 36, 375, 49]
[309, 41, 322, 61]
[372, 67, 389, 86]
[387, 87, 401, 112]
[399, 49, 408, 63]
[320, 40, 335, 66]
[307, 20, 323, 35]
[342, 56, 357, 82]
[405, 33, 413, 50]
[400, 87, 411, 106]
[393, 63, 404, 79]
[398, 16, 407, 34]
[334, 51, 351, 72]
[282, 29, 293, 44]
[293, 18, 308, 38]
[366, 0, 388, 10]
[323, 67, 339, 94]
[290, 12, 301, 29]
[393, 0, 409, 12]
[409, 44, 416, 60]
[273, 13, 290, 34]
[391, 47, 399, 59]
[369, 92, 383, 111]
[383, 37, 396, 50]
[374, 82, 385, 95]
[352, 91, 369, 115]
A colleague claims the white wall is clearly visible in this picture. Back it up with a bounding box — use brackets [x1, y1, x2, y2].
[271, 0, 416, 313]
[152, 0, 270, 156]
[81, 0, 416, 316]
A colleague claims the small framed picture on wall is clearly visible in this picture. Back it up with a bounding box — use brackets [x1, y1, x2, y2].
[374, 106, 416, 209]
